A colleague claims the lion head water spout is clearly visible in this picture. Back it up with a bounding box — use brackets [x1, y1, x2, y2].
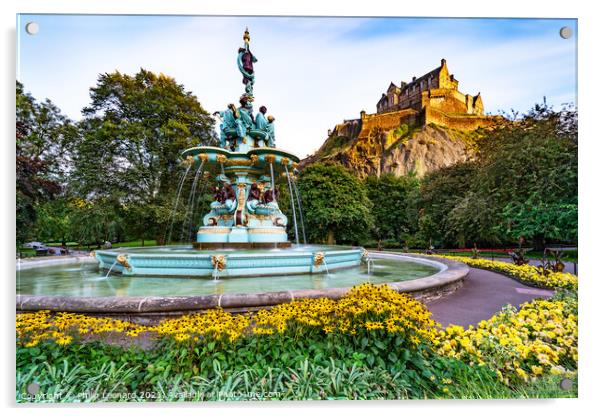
[211, 254, 227, 280]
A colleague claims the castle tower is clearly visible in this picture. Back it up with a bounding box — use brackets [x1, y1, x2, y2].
[375, 58, 484, 116]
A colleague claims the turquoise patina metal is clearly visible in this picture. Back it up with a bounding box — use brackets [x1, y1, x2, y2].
[94, 246, 365, 278]
[187, 29, 299, 249]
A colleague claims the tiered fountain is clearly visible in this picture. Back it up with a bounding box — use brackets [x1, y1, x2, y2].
[94, 29, 364, 278]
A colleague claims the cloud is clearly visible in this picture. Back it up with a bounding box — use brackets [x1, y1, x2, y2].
[18, 15, 577, 157]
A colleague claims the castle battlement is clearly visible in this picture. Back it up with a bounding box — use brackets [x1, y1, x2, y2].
[376, 58, 484, 116]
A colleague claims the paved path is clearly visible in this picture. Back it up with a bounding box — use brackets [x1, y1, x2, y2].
[426, 267, 554, 328]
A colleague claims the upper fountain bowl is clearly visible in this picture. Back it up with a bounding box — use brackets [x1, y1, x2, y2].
[181, 146, 300, 175]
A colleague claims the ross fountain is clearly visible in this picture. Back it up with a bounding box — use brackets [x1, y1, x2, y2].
[93, 28, 365, 278]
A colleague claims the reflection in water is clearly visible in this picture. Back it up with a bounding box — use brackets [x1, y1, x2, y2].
[17, 259, 439, 298]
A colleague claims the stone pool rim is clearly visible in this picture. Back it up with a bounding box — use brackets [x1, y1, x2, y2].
[16, 253, 468, 315]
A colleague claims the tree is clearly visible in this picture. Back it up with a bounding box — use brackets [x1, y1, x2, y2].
[16, 82, 76, 244]
[68, 198, 124, 248]
[417, 103, 577, 248]
[297, 162, 373, 245]
[476, 103, 577, 247]
[364, 173, 419, 247]
[71, 69, 217, 243]
[501, 200, 578, 249]
[35, 199, 73, 245]
[418, 162, 477, 247]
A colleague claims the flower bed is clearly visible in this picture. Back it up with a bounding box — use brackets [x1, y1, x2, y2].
[435, 293, 577, 385]
[436, 256, 578, 291]
[17, 284, 439, 348]
[16, 283, 578, 401]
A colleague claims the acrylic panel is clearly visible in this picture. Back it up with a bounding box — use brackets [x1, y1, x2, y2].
[16, 14, 578, 403]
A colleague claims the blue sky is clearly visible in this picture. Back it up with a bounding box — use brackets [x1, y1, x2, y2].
[17, 15, 577, 157]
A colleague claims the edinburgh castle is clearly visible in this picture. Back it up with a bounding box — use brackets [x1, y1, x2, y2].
[328, 59, 501, 140]
[304, 59, 504, 177]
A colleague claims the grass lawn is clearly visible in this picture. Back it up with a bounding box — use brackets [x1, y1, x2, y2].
[371, 248, 578, 263]
[16, 247, 36, 258]
[112, 240, 158, 248]
[435, 250, 578, 263]
[46, 242, 79, 247]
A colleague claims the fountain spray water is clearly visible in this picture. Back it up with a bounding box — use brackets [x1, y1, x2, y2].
[180, 161, 204, 242]
[269, 162, 277, 202]
[189, 173, 209, 241]
[212, 263, 220, 281]
[366, 257, 374, 275]
[291, 176, 307, 245]
[322, 257, 331, 276]
[165, 164, 192, 245]
[104, 259, 118, 278]
[284, 165, 299, 245]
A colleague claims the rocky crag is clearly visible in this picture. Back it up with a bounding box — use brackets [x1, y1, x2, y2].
[301, 122, 488, 178]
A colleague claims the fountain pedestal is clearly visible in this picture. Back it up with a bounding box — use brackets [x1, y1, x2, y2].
[183, 147, 298, 250]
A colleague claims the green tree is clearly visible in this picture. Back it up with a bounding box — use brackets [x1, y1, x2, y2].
[35, 199, 73, 245]
[297, 162, 373, 245]
[16, 82, 76, 244]
[418, 163, 477, 247]
[68, 198, 124, 248]
[364, 173, 420, 247]
[501, 200, 578, 247]
[71, 69, 217, 243]
[417, 103, 577, 249]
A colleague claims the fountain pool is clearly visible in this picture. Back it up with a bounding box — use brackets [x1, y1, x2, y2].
[17, 253, 440, 297]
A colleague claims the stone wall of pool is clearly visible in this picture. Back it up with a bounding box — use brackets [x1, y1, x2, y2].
[16, 253, 468, 324]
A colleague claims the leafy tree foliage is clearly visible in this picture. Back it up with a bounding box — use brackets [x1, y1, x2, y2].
[364, 173, 419, 247]
[70, 69, 217, 243]
[418, 104, 577, 248]
[16, 82, 76, 244]
[297, 162, 373, 245]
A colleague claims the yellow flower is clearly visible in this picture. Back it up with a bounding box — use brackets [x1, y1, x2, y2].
[56, 336, 72, 346]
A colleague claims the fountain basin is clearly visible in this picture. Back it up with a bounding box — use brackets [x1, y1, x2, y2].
[16, 253, 468, 323]
[94, 245, 363, 277]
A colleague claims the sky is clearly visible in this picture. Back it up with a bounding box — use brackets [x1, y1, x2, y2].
[16, 15, 577, 157]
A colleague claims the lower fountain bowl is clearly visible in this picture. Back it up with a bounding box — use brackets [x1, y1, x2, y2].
[197, 226, 230, 243]
[94, 245, 364, 277]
